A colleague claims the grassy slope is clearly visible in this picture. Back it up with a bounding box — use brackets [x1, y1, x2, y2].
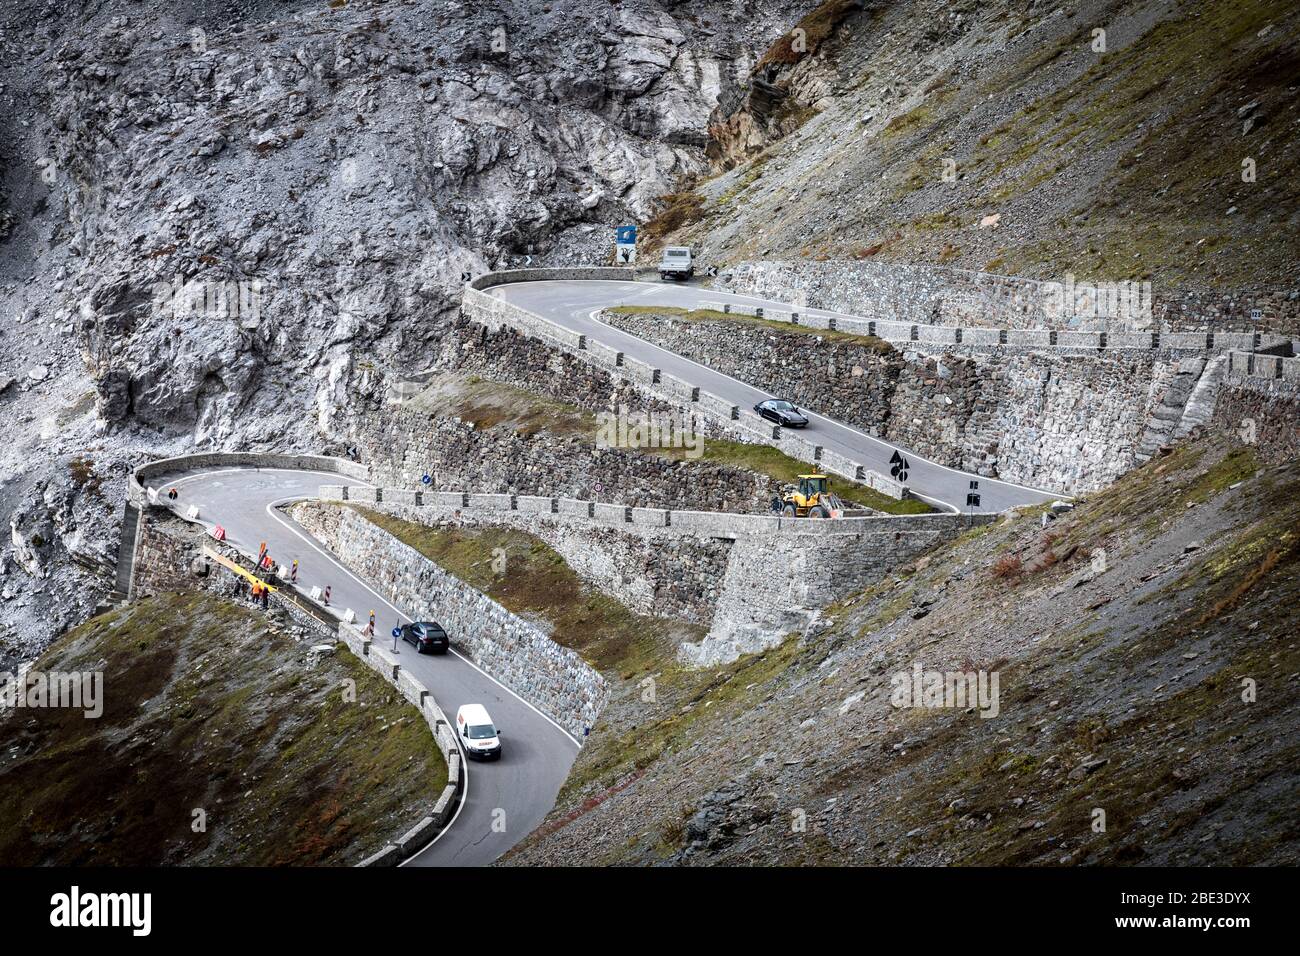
[605, 306, 931, 515]
[682, 0, 1300, 290]
[0, 592, 445, 866]
[427, 370, 930, 515]
[509, 433, 1300, 865]
[349, 506, 703, 677]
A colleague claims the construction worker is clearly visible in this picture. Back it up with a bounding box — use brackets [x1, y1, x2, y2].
[167, 487, 178, 501]
[260, 585, 269, 610]
[290, 559, 299, 583]
[364, 610, 375, 638]
[250, 581, 261, 604]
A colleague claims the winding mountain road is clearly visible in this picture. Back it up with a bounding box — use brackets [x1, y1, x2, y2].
[490, 278, 1064, 512]
[143, 274, 1064, 867]
[152, 466, 579, 867]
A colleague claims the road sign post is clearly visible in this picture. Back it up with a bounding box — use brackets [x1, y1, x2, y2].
[615, 225, 637, 265]
[967, 481, 980, 527]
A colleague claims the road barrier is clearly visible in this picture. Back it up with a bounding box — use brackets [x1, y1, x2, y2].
[463, 270, 910, 500]
[696, 300, 1293, 355]
[1228, 350, 1300, 381]
[343, 620, 463, 868]
[323, 485, 998, 538]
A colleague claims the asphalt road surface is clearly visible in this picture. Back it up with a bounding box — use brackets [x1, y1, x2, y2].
[155, 466, 579, 867]
[144, 276, 1063, 865]
[491, 279, 1065, 512]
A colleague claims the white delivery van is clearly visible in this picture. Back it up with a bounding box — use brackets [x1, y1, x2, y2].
[455, 703, 502, 760]
[658, 246, 694, 281]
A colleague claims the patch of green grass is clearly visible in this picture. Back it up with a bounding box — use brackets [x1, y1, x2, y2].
[606, 304, 895, 352]
[654, 438, 931, 515]
[0, 593, 442, 866]
[348, 508, 696, 674]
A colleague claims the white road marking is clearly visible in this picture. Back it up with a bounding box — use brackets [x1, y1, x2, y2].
[559, 296, 1069, 506]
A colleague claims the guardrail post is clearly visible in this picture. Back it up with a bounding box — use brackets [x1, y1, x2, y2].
[341, 486, 350, 501]
[910, 325, 919, 341]
[1049, 330, 1058, 346]
[998, 329, 1008, 345]
[1205, 333, 1213, 350]
[460, 492, 470, 508]
[791, 311, 800, 324]
[615, 352, 624, 366]
[623, 506, 633, 523]
[755, 307, 764, 318]
[869, 321, 876, 337]
[414, 491, 423, 507]
[954, 327, 963, 344]
[510, 494, 518, 510]
[586, 502, 595, 518]
[1098, 332, 1107, 350]
[730, 406, 740, 420]
[652, 369, 661, 384]
[854, 466, 866, 480]
[577, 334, 587, 350]
[1152, 331, 1161, 349]
[374, 489, 383, 504]
[814, 446, 823, 461]
[723, 304, 732, 313]
[689, 387, 700, 402]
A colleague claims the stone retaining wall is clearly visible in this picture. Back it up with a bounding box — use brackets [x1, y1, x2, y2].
[603, 308, 1201, 492]
[356, 324, 782, 514]
[315, 488, 995, 665]
[463, 271, 908, 499]
[718, 260, 1300, 334]
[1211, 354, 1300, 465]
[291, 502, 608, 737]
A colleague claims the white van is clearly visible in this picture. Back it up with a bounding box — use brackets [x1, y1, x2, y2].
[455, 703, 502, 760]
[658, 246, 694, 281]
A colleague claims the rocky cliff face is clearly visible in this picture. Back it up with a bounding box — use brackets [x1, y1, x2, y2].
[0, 0, 809, 662]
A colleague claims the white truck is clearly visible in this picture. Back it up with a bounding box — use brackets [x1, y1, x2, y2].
[658, 246, 694, 281]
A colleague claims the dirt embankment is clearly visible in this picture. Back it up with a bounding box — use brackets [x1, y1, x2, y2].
[508, 433, 1300, 866]
[0, 592, 446, 866]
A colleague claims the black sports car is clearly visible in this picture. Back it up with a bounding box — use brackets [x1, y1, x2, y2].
[754, 399, 809, 428]
[401, 621, 450, 654]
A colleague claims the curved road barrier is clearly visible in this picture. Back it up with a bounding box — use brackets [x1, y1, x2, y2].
[122, 458, 580, 866]
[463, 269, 1066, 512]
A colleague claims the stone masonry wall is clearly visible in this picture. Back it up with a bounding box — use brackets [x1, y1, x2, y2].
[719, 260, 1300, 334]
[604, 309, 1192, 493]
[1211, 372, 1300, 465]
[290, 502, 607, 736]
[351, 319, 782, 513]
[316, 491, 988, 667]
[374, 505, 733, 628]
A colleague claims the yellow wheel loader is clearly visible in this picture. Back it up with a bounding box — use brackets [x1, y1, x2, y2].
[774, 473, 845, 519]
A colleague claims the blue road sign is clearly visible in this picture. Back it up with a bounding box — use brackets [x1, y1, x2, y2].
[616, 225, 637, 244]
[421, 474, 432, 485]
[391, 626, 401, 638]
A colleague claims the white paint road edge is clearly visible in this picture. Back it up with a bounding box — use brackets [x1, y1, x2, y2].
[575, 289, 1072, 503]
[159, 466, 583, 865]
